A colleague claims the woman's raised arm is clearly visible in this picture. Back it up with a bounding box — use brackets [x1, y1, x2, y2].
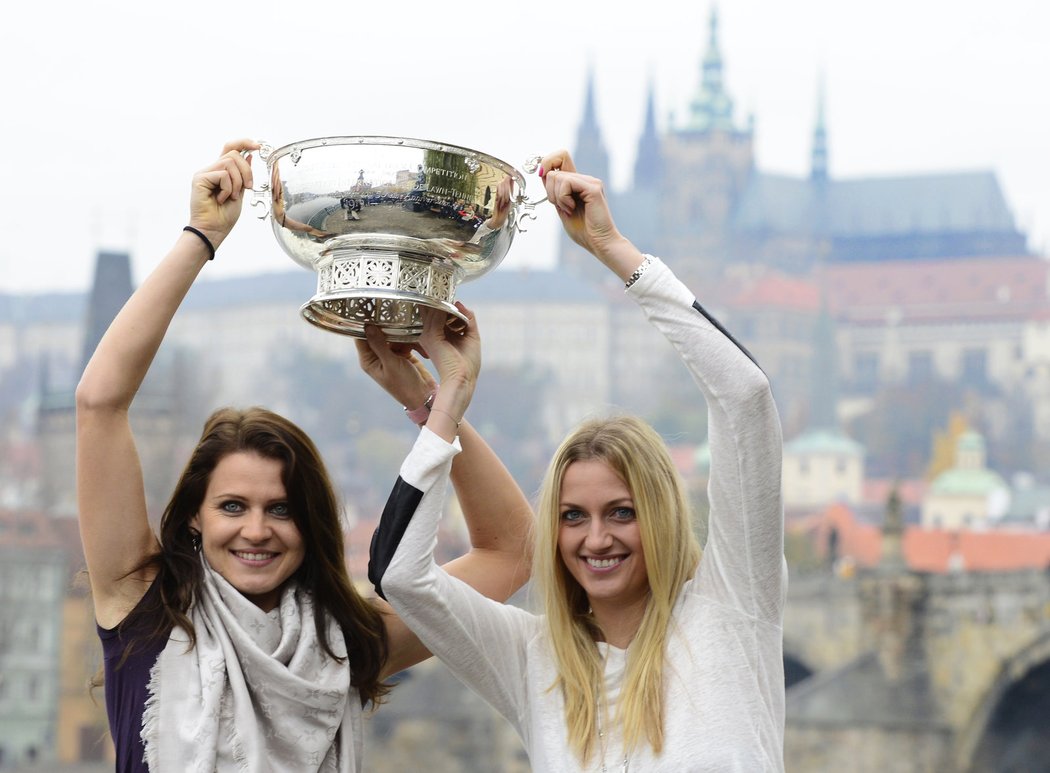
[355, 307, 533, 676]
[76, 140, 258, 628]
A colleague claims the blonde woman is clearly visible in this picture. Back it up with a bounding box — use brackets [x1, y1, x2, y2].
[370, 150, 786, 771]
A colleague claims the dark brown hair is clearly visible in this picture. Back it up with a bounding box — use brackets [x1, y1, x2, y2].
[125, 406, 390, 706]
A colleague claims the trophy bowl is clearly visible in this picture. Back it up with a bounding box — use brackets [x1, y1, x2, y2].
[251, 136, 538, 341]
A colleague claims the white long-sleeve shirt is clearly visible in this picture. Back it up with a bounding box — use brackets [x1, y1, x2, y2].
[374, 258, 787, 772]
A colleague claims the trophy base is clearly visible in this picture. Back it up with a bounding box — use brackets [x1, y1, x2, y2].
[299, 249, 467, 341]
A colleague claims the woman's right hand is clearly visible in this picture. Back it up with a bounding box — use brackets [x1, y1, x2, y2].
[355, 327, 436, 412]
[188, 138, 260, 249]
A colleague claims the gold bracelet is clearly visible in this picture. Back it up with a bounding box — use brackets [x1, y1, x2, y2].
[430, 407, 462, 429]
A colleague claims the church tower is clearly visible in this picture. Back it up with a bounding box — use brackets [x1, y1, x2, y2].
[560, 69, 614, 280]
[37, 250, 183, 520]
[633, 78, 662, 191]
[38, 251, 135, 516]
[810, 77, 829, 185]
[609, 77, 664, 264]
[657, 5, 755, 284]
[572, 68, 610, 184]
[79, 251, 134, 372]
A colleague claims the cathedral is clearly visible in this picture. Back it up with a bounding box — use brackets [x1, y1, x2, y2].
[561, 8, 1028, 288]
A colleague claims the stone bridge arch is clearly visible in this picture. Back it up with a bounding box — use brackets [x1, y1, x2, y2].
[783, 637, 816, 688]
[784, 568, 1050, 771]
[955, 626, 1050, 772]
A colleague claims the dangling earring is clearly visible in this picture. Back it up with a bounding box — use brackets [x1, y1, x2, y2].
[190, 529, 202, 553]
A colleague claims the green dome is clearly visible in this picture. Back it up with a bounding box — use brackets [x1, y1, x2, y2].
[929, 467, 1007, 497]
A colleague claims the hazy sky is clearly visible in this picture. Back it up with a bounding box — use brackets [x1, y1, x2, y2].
[2, 0, 1047, 293]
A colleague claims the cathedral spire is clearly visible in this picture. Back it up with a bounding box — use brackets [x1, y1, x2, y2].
[633, 76, 662, 190]
[572, 67, 610, 183]
[687, 5, 736, 132]
[811, 73, 828, 183]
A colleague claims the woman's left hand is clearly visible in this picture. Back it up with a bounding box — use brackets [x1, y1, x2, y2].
[419, 303, 480, 435]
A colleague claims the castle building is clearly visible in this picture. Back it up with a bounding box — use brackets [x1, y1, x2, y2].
[563, 7, 1028, 290]
[560, 6, 1043, 448]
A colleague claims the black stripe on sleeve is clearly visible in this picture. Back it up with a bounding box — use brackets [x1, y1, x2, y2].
[692, 300, 762, 371]
[368, 475, 425, 600]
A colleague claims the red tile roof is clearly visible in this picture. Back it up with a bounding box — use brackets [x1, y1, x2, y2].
[798, 502, 1050, 572]
[822, 256, 1050, 324]
[728, 274, 822, 313]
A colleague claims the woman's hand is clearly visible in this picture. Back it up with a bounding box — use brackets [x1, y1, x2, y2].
[355, 327, 436, 411]
[419, 303, 480, 440]
[188, 138, 260, 250]
[537, 149, 644, 282]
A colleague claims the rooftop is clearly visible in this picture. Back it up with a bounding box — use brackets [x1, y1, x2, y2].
[800, 502, 1050, 572]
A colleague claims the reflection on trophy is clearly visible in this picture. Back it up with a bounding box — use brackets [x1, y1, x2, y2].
[251, 137, 540, 341]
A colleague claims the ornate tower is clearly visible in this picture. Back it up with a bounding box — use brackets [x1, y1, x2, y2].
[686, 7, 736, 133]
[810, 77, 829, 184]
[657, 5, 755, 283]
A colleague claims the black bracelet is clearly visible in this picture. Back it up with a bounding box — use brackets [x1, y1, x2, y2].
[183, 226, 216, 261]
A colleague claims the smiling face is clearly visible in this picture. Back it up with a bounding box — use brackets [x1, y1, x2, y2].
[190, 451, 305, 612]
[556, 459, 650, 619]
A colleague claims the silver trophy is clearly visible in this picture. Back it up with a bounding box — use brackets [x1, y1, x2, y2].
[250, 137, 542, 340]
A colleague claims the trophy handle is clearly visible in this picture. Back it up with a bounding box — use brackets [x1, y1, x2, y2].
[247, 141, 275, 220]
[515, 154, 548, 234]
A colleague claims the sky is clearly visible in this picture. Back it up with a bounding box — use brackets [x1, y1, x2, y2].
[1, 0, 1047, 294]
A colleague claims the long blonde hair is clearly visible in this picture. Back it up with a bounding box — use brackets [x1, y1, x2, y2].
[535, 415, 701, 763]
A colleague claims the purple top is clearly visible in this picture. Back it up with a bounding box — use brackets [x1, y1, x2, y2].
[97, 580, 170, 773]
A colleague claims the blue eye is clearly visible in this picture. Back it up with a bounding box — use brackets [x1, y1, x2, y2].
[610, 507, 636, 521]
[220, 501, 244, 514]
[269, 502, 291, 518]
[560, 509, 585, 523]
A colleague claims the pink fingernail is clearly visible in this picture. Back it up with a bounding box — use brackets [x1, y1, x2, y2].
[538, 165, 545, 178]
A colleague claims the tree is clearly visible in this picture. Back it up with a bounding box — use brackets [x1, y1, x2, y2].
[849, 378, 972, 479]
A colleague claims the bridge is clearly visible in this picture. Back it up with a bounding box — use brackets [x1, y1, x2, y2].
[783, 563, 1050, 772]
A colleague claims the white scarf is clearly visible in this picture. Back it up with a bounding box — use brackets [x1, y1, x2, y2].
[142, 559, 362, 771]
